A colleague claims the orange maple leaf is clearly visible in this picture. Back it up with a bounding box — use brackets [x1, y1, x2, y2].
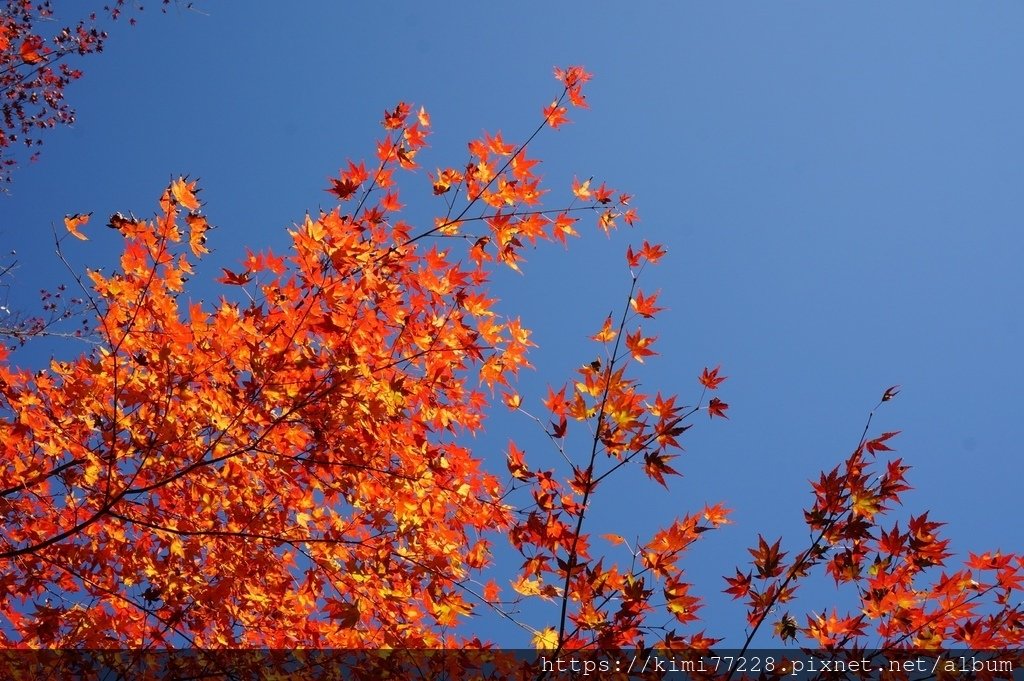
[630, 289, 664, 318]
[703, 502, 731, 526]
[63, 212, 91, 240]
[572, 176, 592, 200]
[625, 328, 656, 363]
[543, 101, 569, 128]
[506, 441, 531, 480]
[591, 315, 617, 343]
[171, 177, 201, 211]
[482, 580, 501, 603]
[19, 36, 45, 64]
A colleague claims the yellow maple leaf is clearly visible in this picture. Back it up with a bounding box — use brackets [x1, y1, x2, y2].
[532, 626, 559, 649]
[512, 575, 542, 597]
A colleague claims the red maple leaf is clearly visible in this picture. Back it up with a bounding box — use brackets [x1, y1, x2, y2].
[218, 268, 252, 286]
[551, 415, 568, 439]
[865, 431, 900, 455]
[699, 365, 727, 390]
[707, 397, 729, 419]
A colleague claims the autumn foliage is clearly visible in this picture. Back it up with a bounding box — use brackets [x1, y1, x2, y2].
[1, 64, 1021, 678]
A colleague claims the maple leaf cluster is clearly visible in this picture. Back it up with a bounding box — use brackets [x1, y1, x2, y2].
[0, 62, 1020, 674]
[725, 404, 1024, 654]
[0, 65, 688, 653]
[2, 113, 520, 645]
[500, 215, 737, 651]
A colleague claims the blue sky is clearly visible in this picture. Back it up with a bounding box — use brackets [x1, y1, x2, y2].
[3, 2, 1022, 647]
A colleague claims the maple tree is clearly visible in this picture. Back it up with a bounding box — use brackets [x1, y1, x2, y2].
[0, 0, 178, 187]
[1, 63, 1021, 679]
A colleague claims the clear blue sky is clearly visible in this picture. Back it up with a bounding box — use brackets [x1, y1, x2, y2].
[3, 2, 1021, 647]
